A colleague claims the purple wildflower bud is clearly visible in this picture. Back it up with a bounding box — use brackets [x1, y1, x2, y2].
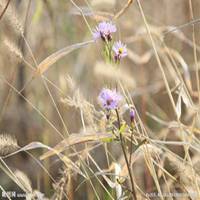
[98, 88, 122, 110]
[112, 41, 128, 62]
[92, 21, 117, 42]
[130, 109, 135, 123]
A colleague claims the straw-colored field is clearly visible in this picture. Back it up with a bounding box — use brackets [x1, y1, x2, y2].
[0, 0, 200, 199]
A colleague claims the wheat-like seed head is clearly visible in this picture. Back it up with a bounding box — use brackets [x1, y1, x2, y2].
[4, 37, 23, 59]
[0, 133, 19, 156]
[0, 0, 24, 35]
[14, 169, 32, 193]
[94, 61, 136, 88]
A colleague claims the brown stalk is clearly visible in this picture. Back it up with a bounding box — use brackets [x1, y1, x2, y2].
[0, 0, 11, 21]
[114, 0, 134, 20]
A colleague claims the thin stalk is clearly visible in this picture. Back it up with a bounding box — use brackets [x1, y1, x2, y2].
[115, 109, 137, 200]
[188, 0, 200, 104]
[0, 0, 11, 21]
[129, 122, 134, 166]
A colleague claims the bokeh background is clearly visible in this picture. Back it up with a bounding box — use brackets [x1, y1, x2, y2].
[0, 0, 200, 199]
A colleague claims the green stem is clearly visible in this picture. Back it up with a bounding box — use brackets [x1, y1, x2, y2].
[129, 123, 134, 166]
[115, 109, 137, 200]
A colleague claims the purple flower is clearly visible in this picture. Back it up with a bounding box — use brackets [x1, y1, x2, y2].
[112, 41, 128, 62]
[93, 21, 117, 41]
[98, 88, 122, 110]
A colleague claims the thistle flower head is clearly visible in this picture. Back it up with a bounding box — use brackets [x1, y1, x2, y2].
[98, 88, 122, 110]
[93, 21, 117, 41]
[112, 41, 127, 62]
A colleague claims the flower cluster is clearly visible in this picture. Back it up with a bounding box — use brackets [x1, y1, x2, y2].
[94, 22, 136, 198]
[98, 88, 122, 110]
[98, 89, 136, 124]
[93, 21, 116, 42]
[92, 21, 127, 63]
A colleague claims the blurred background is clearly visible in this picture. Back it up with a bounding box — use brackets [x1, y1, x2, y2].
[0, 0, 200, 199]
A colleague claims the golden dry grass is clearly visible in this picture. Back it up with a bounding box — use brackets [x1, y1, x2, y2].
[0, 0, 200, 199]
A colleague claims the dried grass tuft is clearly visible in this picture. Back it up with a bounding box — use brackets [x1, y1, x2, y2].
[0, 1, 24, 34]
[94, 61, 135, 88]
[14, 169, 32, 193]
[0, 134, 19, 156]
[3, 38, 23, 60]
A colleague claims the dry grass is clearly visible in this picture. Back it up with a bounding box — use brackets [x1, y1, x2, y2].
[0, 134, 18, 156]
[0, 0, 200, 199]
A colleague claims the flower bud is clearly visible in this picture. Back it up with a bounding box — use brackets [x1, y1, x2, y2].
[130, 109, 135, 123]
